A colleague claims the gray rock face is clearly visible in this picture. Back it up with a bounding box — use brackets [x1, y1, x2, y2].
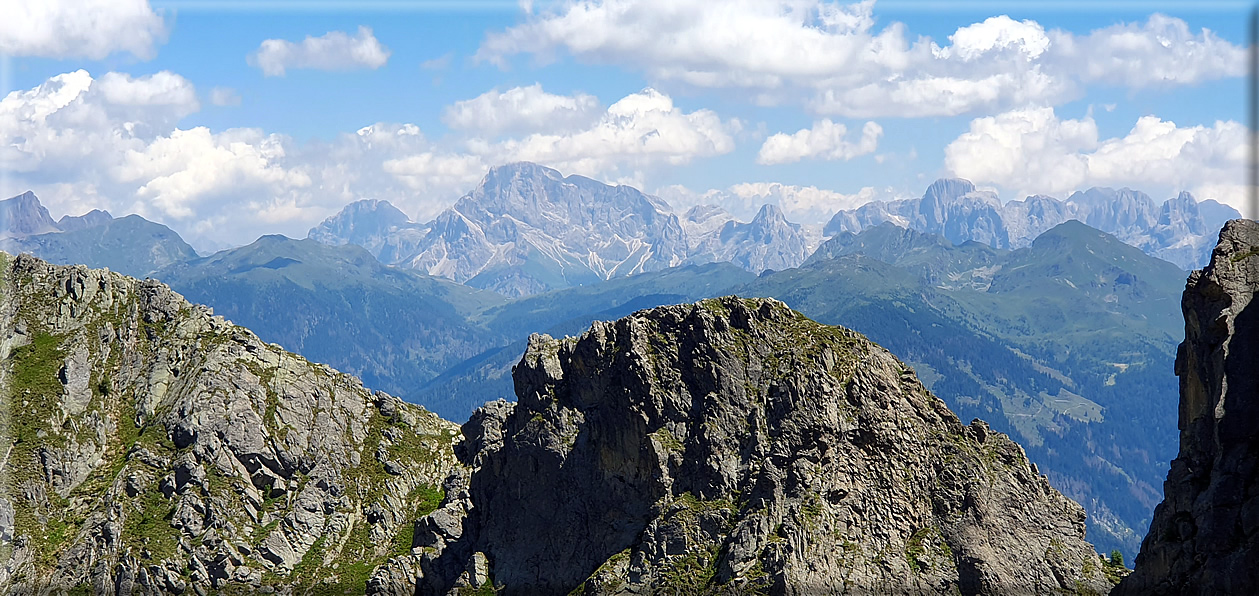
[307, 199, 427, 260]
[0, 252, 460, 593]
[310, 163, 690, 298]
[418, 297, 1112, 594]
[689, 204, 810, 274]
[1116, 219, 1259, 595]
[411, 163, 690, 297]
[0, 191, 59, 239]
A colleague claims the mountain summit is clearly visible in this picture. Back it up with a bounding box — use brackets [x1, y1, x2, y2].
[415, 297, 1114, 594]
[0, 191, 59, 239]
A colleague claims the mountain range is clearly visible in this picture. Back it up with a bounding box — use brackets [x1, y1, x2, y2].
[824, 178, 1239, 270]
[0, 191, 196, 277]
[0, 162, 1232, 558]
[0, 254, 1120, 593]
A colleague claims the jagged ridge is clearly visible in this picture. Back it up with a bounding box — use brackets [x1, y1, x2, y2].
[415, 296, 1115, 594]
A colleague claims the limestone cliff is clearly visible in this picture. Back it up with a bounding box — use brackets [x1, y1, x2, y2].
[0, 253, 459, 593]
[1116, 219, 1259, 594]
[417, 296, 1113, 594]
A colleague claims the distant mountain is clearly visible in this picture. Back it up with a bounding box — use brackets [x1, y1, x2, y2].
[806, 221, 1004, 287]
[310, 163, 691, 297]
[678, 204, 737, 243]
[687, 203, 810, 273]
[0, 192, 197, 277]
[55, 208, 112, 232]
[306, 198, 430, 262]
[824, 179, 1012, 249]
[310, 162, 817, 295]
[824, 180, 1240, 269]
[743, 219, 1186, 558]
[0, 191, 59, 238]
[153, 236, 508, 408]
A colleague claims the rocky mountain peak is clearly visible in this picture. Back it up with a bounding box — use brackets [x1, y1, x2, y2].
[689, 204, 809, 274]
[0, 191, 59, 239]
[415, 296, 1113, 594]
[393, 162, 689, 296]
[0, 252, 460, 593]
[308, 199, 415, 247]
[57, 209, 114, 232]
[1116, 218, 1259, 594]
[922, 178, 978, 205]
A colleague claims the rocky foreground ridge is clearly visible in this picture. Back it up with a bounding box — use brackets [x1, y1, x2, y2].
[416, 296, 1114, 594]
[1117, 219, 1259, 594]
[0, 251, 1121, 594]
[0, 253, 459, 593]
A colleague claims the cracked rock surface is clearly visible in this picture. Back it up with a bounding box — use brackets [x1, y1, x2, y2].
[418, 296, 1112, 595]
[1117, 219, 1259, 595]
[0, 253, 459, 594]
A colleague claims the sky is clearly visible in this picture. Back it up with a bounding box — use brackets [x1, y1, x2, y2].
[0, 0, 1253, 250]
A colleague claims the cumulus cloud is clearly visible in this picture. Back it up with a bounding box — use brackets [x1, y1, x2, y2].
[442, 84, 602, 136]
[944, 107, 1248, 211]
[2, 72, 741, 247]
[478, 1, 1245, 118]
[0, 70, 325, 247]
[248, 26, 391, 77]
[0, 0, 167, 59]
[480, 88, 740, 180]
[757, 119, 881, 165]
[96, 72, 199, 112]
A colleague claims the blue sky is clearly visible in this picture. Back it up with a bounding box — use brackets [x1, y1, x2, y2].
[1, 0, 1252, 249]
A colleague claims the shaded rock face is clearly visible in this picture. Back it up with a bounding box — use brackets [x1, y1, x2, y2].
[1117, 219, 1259, 595]
[0, 191, 59, 239]
[418, 297, 1111, 595]
[0, 253, 460, 594]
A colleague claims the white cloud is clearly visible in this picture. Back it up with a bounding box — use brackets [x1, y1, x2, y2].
[442, 84, 602, 136]
[944, 107, 1248, 211]
[2, 73, 732, 247]
[1050, 14, 1246, 87]
[248, 26, 391, 77]
[757, 119, 881, 165]
[478, 1, 1245, 118]
[480, 88, 740, 180]
[1, 70, 333, 247]
[935, 16, 1050, 61]
[115, 127, 311, 220]
[96, 71, 199, 112]
[210, 87, 242, 107]
[0, 0, 167, 60]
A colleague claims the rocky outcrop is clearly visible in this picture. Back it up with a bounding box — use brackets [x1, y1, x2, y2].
[1116, 219, 1259, 594]
[0, 253, 460, 593]
[417, 296, 1113, 594]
